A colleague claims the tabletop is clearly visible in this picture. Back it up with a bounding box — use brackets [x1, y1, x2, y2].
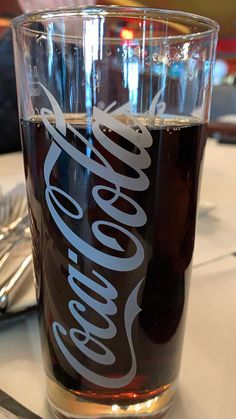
[0, 140, 236, 419]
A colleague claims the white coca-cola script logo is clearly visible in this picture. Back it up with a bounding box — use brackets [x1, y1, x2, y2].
[39, 83, 165, 388]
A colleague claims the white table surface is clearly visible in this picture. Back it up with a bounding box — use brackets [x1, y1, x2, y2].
[0, 140, 236, 419]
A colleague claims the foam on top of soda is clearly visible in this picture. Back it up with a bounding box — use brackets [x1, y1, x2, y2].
[28, 113, 201, 128]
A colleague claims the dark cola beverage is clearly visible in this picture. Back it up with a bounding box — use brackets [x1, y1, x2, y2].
[20, 112, 207, 414]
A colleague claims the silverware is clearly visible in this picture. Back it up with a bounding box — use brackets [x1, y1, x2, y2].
[0, 218, 32, 313]
[0, 213, 29, 243]
[0, 193, 28, 242]
[0, 192, 33, 314]
[0, 193, 30, 273]
[0, 254, 32, 313]
[0, 215, 30, 266]
[0, 192, 27, 223]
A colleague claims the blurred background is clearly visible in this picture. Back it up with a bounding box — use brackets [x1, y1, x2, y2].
[1, 0, 236, 153]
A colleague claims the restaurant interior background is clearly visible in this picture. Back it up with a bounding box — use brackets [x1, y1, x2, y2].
[0, 0, 236, 153]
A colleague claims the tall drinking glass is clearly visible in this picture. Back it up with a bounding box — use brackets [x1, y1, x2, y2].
[12, 7, 218, 418]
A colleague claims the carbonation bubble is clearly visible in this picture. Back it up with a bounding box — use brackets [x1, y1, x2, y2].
[133, 46, 140, 56]
[152, 52, 159, 62]
[192, 52, 200, 60]
[97, 101, 105, 109]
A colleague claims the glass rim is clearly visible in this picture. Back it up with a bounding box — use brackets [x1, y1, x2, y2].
[12, 5, 219, 41]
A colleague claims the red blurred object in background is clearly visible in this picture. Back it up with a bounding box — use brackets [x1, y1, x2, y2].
[0, 0, 21, 16]
[218, 38, 236, 53]
[0, 0, 21, 37]
[217, 38, 236, 73]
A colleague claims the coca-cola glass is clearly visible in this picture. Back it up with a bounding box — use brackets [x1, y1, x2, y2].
[12, 7, 218, 418]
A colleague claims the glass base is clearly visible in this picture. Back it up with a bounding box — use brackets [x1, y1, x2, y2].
[47, 377, 176, 418]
